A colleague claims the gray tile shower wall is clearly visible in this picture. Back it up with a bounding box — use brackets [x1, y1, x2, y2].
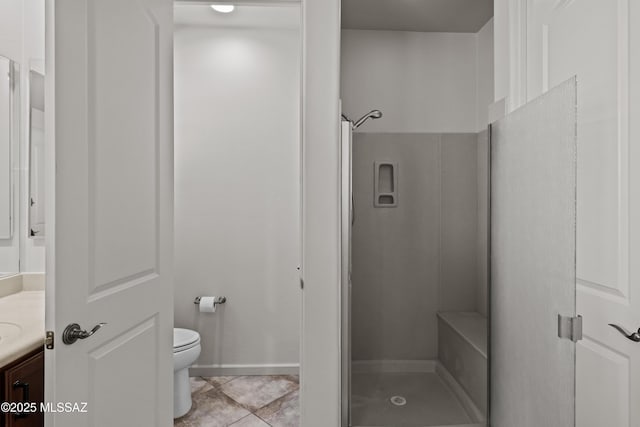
[351, 132, 481, 362]
[440, 133, 480, 312]
[352, 133, 441, 361]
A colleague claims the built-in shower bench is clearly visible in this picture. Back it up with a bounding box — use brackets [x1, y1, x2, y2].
[437, 311, 487, 421]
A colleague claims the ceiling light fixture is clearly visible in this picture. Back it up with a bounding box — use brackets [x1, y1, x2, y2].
[211, 4, 235, 13]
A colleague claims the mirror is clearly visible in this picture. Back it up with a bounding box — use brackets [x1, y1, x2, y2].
[28, 70, 44, 239]
[0, 55, 20, 276]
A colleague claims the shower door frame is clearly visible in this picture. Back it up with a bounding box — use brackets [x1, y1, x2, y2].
[340, 119, 353, 427]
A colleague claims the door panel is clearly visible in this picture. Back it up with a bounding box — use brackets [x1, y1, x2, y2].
[45, 0, 174, 425]
[526, 1, 640, 425]
[542, 0, 623, 295]
[491, 78, 577, 427]
[89, 318, 158, 427]
[90, 0, 159, 290]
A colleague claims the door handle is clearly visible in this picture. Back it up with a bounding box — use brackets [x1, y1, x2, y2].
[62, 323, 106, 345]
[608, 324, 640, 342]
[12, 380, 30, 419]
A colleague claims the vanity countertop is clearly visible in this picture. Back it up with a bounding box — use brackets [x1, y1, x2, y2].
[0, 275, 45, 368]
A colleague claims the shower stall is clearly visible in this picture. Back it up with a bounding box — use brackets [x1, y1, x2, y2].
[339, 110, 491, 426]
[340, 77, 579, 427]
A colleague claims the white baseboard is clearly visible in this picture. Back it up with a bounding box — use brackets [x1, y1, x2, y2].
[351, 359, 436, 374]
[189, 363, 299, 377]
[435, 362, 485, 423]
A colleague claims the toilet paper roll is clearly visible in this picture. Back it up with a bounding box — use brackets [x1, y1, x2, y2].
[198, 296, 217, 313]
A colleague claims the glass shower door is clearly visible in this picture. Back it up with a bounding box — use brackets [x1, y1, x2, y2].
[491, 77, 578, 427]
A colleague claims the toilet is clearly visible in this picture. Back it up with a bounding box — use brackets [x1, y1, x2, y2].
[173, 328, 201, 418]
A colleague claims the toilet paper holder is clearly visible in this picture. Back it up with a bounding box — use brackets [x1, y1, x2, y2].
[194, 296, 227, 306]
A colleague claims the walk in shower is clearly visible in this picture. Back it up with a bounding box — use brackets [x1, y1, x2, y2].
[339, 3, 579, 425]
[341, 85, 579, 427]
[339, 3, 495, 421]
[340, 116, 490, 427]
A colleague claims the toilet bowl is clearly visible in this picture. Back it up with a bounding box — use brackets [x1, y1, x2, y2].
[173, 328, 201, 418]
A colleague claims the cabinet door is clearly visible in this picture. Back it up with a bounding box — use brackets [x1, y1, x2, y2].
[4, 351, 44, 427]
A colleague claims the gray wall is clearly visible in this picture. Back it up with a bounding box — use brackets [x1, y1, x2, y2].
[174, 23, 301, 372]
[341, 30, 478, 133]
[351, 133, 479, 361]
[441, 134, 481, 311]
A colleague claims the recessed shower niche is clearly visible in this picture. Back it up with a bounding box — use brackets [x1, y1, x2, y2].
[374, 161, 397, 207]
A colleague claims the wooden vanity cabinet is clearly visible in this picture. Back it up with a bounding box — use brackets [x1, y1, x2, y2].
[0, 348, 44, 427]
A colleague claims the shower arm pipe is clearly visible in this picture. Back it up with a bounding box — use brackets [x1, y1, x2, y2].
[353, 110, 382, 128]
[343, 109, 383, 129]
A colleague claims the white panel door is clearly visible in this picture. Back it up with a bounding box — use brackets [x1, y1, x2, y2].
[526, 1, 640, 425]
[45, 0, 174, 426]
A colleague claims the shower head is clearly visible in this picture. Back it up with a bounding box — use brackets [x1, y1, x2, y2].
[353, 109, 383, 128]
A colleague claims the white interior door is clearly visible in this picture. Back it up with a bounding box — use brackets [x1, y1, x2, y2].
[525, 1, 640, 425]
[44, 0, 174, 426]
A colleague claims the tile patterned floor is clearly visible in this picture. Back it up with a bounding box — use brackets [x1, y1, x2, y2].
[174, 375, 299, 427]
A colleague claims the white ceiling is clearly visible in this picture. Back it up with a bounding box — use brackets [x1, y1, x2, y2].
[174, 5, 300, 30]
[342, 0, 493, 33]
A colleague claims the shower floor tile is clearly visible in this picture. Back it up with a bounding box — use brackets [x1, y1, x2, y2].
[351, 372, 472, 427]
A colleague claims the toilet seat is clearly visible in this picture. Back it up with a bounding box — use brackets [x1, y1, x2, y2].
[173, 328, 201, 353]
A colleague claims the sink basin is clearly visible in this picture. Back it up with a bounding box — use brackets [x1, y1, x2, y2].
[0, 322, 22, 344]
